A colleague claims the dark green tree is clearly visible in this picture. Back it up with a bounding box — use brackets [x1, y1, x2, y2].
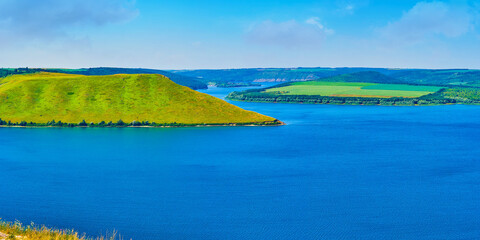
[116, 119, 125, 126]
[79, 120, 88, 126]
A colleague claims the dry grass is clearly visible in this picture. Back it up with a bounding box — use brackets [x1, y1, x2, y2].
[0, 220, 121, 240]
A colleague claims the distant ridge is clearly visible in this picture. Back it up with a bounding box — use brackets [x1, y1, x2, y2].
[313, 71, 398, 84]
[172, 68, 480, 87]
[4, 67, 480, 88]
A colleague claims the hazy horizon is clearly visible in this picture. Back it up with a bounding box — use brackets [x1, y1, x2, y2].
[3, 66, 480, 71]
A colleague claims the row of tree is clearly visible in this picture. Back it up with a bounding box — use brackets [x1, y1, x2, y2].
[0, 118, 281, 127]
[0, 68, 39, 78]
[442, 88, 480, 102]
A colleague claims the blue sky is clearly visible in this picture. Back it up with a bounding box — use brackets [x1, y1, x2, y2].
[0, 0, 479, 69]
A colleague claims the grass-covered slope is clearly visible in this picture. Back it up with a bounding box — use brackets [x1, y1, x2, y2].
[0, 72, 279, 126]
[0, 67, 208, 90]
[47, 67, 208, 90]
[390, 69, 480, 86]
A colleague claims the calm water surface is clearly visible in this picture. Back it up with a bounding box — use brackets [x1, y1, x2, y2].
[1, 86, 479, 240]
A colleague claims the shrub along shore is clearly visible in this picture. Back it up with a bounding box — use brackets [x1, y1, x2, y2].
[0, 118, 283, 128]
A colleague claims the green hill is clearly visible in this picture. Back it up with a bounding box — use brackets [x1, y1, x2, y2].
[0, 72, 279, 126]
[47, 67, 208, 90]
[0, 67, 208, 90]
[389, 69, 480, 86]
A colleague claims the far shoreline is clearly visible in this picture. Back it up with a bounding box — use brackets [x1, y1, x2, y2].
[227, 98, 477, 107]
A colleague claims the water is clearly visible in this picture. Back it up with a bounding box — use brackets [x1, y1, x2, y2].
[1, 86, 479, 240]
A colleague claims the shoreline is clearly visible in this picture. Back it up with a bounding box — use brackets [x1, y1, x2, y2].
[227, 98, 474, 106]
[0, 121, 285, 129]
[226, 96, 480, 107]
[226, 86, 480, 106]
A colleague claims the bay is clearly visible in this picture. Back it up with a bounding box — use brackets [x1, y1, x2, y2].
[1, 86, 479, 239]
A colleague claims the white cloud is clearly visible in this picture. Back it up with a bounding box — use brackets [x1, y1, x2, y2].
[345, 4, 355, 12]
[0, 0, 138, 41]
[338, 3, 356, 15]
[335, 0, 369, 15]
[305, 17, 335, 35]
[379, 1, 474, 44]
[245, 18, 333, 48]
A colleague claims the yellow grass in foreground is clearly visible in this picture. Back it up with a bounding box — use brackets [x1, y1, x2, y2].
[0, 220, 120, 240]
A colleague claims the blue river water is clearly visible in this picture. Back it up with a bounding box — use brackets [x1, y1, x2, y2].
[1, 86, 479, 240]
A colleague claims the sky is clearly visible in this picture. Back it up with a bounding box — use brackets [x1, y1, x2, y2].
[0, 0, 479, 69]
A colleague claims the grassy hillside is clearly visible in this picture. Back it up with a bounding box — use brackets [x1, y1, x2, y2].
[0, 72, 279, 126]
[390, 69, 480, 86]
[0, 67, 208, 90]
[47, 67, 208, 90]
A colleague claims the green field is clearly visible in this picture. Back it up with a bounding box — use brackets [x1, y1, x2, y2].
[264, 81, 443, 98]
[0, 72, 278, 125]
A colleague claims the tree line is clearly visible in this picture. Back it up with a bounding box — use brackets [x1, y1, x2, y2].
[0, 118, 281, 127]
